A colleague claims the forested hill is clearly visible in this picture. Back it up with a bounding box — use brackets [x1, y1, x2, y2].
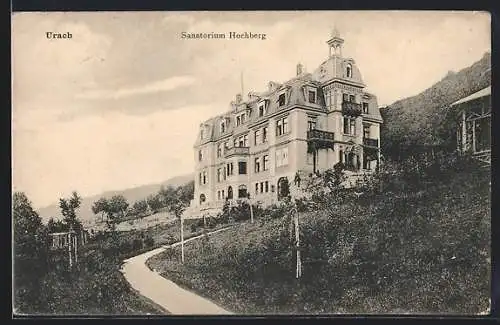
[380, 52, 491, 158]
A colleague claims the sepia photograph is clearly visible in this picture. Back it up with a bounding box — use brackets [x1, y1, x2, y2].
[12, 11, 491, 316]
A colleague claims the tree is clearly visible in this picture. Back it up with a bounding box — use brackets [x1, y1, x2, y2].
[92, 197, 109, 223]
[133, 199, 148, 216]
[158, 185, 177, 207]
[59, 191, 83, 233]
[13, 192, 49, 311]
[91, 195, 128, 232]
[108, 195, 129, 227]
[46, 218, 66, 233]
[146, 194, 163, 213]
[177, 181, 194, 205]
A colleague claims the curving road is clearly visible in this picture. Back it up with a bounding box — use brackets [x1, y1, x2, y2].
[120, 228, 233, 315]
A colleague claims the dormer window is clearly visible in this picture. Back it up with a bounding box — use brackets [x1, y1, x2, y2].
[308, 90, 317, 104]
[236, 113, 245, 126]
[346, 63, 352, 78]
[362, 102, 369, 114]
[278, 93, 286, 107]
[220, 121, 226, 133]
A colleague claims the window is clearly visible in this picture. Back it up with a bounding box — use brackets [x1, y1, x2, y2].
[276, 147, 289, 167]
[346, 64, 352, 78]
[276, 117, 289, 136]
[254, 157, 261, 173]
[362, 102, 369, 114]
[255, 183, 259, 194]
[363, 124, 370, 139]
[255, 129, 261, 145]
[343, 117, 356, 136]
[238, 185, 247, 199]
[202, 171, 207, 184]
[349, 95, 355, 103]
[227, 163, 233, 176]
[238, 161, 247, 175]
[217, 168, 222, 182]
[265, 181, 269, 192]
[308, 90, 316, 104]
[339, 150, 343, 164]
[325, 90, 333, 109]
[217, 191, 221, 200]
[199, 173, 202, 185]
[307, 116, 317, 131]
[236, 116, 241, 126]
[343, 93, 349, 103]
[198, 150, 203, 161]
[235, 135, 249, 148]
[220, 121, 226, 133]
[224, 141, 229, 151]
[278, 93, 286, 107]
[221, 190, 225, 199]
[263, 155, 269, 171]
[258, 104, 265, 117]
[217, 144, 223, 158]
[260, 182, 264, 193]
[200, 194, 206, 204]
[263, 127, 268, 143]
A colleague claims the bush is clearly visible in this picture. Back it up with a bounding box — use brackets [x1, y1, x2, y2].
[144, 236, 154, 248]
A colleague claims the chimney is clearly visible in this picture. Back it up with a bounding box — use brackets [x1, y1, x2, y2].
[296, 63, 303, 76]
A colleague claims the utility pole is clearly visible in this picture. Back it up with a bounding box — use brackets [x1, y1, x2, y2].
[294, 204, 302, 279]
[181, 217, 185, 263]
[73, 228, 78, 266]
[68, 232, 73, 269]
[248, 193, 254, 223]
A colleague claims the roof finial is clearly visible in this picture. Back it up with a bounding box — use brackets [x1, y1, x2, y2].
[331, 25, 340, 39]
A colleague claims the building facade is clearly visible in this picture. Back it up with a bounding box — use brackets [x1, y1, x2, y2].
[184, 29, 383, 218]
[451, 85, 491, 164]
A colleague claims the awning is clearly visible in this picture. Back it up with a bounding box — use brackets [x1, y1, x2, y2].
[450, 86, 491, 107]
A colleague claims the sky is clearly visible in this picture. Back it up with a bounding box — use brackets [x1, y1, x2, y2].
[12, 11, 491, 209]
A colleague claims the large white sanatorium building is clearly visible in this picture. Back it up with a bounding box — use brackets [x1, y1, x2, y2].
[183, 29, 384, 219]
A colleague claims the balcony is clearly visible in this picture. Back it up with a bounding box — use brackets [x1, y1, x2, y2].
[342, 102, 362, 117]
[307, 129, 335, 151]
[224, 146, 250, 158]
[307, 129, 335, 141]
[363, 137, 379, 147]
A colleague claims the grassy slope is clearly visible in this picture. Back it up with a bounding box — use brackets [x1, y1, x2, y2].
[147, 166, 490, 314]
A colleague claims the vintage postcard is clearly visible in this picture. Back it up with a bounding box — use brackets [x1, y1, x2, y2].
[12, 11, 491, 316]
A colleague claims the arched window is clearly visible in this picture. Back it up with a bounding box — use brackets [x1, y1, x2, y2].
[199, 194, 206, 204]
[227, 186, 233, 200]
[346, 64, 352, 78]
[277, 177, 289, 201]
[238, 185, 248, 198]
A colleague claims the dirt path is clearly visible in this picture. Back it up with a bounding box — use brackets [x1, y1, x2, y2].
[120, 228, 233, 315]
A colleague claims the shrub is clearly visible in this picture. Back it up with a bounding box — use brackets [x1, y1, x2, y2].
[144, 236, 154, 248]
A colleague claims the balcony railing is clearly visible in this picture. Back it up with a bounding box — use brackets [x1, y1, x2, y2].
[363, 137, 379, 147]
[224, 146, 250, 157]
[307, 129, 335, 141]
[342, 102, 363, 117]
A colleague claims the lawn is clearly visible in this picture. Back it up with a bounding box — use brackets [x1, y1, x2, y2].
[147, 162, 491, 314]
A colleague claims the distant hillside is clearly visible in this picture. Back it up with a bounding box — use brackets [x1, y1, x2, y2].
[37, 173, 193, 224]
[381, 52, 491, 158]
